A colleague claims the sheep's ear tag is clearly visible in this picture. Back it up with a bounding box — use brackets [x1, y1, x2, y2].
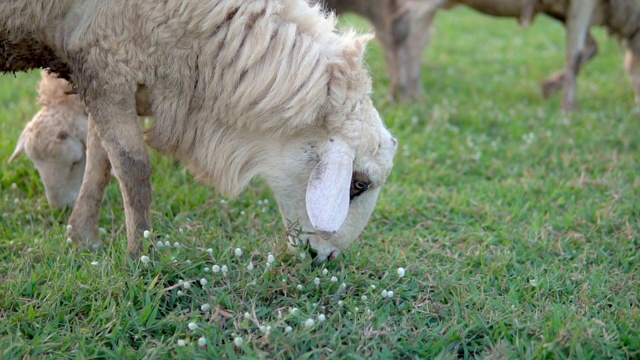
[306, 138, 354, 236]
[9, 130, 28, 163]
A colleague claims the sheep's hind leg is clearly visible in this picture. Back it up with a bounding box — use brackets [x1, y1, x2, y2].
[81, 86, 151, 258]
[562, 0, 596, 111]
[624, 41, 640, 104]
[68, 117, 112, 251]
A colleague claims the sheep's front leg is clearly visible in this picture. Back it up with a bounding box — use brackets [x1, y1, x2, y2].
[68, 116, 112, 250]
[542, 32, 598, 99]
[562, 0, 596, 111]
[624, 44, 640, 104]
[84, 90, 151, 258]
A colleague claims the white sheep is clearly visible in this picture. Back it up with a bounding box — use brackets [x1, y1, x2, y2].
[0, 0, 397, 264]
[9, 70, 88, 209]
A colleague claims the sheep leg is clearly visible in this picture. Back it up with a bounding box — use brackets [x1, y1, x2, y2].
[542, 32, 598, 99]
[624, 41, 640, 104]
[68, 117, 112, 250]
[76, 86, 151, 258]
[562, 0, 596, 111]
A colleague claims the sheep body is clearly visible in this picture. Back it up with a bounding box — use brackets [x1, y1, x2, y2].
[10, 70, 87, 209]
[1, 0, 397, 263]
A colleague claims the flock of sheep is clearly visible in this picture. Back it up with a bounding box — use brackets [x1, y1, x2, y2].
[2, 0, 638, 264]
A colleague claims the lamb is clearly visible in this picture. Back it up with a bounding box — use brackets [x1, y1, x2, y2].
[321, 0, 640, 110]
[9, 70, 88, 209]
[0, 0, 397, 264]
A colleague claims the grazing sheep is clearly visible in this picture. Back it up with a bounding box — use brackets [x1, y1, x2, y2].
[322, 0, 640, 109]
[1, 0, 397, 264]
[9, 70, 87, 209]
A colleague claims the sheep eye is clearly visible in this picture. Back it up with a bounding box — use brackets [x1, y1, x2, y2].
[350, 172, 372, 200]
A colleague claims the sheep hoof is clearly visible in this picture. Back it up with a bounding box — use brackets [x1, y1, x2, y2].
[541, 79, 563, 99]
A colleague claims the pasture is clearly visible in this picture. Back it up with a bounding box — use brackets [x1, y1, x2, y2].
[1, 7, 639, 359]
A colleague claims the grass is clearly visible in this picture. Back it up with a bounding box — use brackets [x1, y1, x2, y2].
[1, 8, 639, 359]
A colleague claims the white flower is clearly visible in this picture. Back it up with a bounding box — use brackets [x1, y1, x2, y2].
[338, 301, 344, 307]
[183, 282, 191, 289]
[204, 267, 210, 272]
[91, 261, 99, 266]
[66, 224, 73, 232]
[260, 325, 268, 333]
[381, 290, 388, 298]
[361, 295, 368, 301]
[314, 278, 320, 286]
[244, 312, 251, 320]
[240, 210, 246, 216]
[173, 242, 180, 248]
[206, 248, 214, 255]
[299, 252, 306, 260]
[197, 337, 207, 347]
[164, 240, 171, 247]
[99, 227, 106, 235]
[330, 276, 338, 283]
[370, 285, 376, 290]
[177, 339, 187, 347]
[317, 314, 326, 322]
[221, 265, 228, 275]
[387, 291, 394, 297]
[140, 255, 150, 264]
[186, 260, 192, 265]
[397, 267, 406, 277]
[267, 253, 275, 264]
[143, 230, 150, 238]
[304, 318, 315, 328]
[340, 283, 347, 289]
[212, 265, 220, 273]
[529, 279, 538, 287]
[156, 240, 163, 248]
[66, 237, 73, 244]
[178, 279, 184, 285]
[177, 290, 184, 296]
[247, 262, 254, 271]
[234, 337, 243, 347]
[285, 326, 293, 333]
[200, 278, 208, 286]
[188, 322, 198, 331]
[201, 303, 211, 311]
[289, 308, 299, 315]
[235, 248, 243, 257]
[10, 183, 17, 189]
[296, 284, 303, 290]
[322, 269, 329, 276]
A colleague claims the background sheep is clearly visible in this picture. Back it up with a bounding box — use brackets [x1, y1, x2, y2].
[321, 0, 640, 109]
[9, 70, 87, 209]
[1, 0, 397, 264]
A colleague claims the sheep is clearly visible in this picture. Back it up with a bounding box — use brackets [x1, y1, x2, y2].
[0, 0, 397, 264]
[321, 0, 640, 110]
[9, 70, 88, 209]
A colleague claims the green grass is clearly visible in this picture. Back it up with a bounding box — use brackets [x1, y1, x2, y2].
[1, 8, 639, 359]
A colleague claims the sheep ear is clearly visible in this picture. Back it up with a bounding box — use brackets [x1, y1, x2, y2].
[9, 130, 28, 163]
[306, 138, 355, 236]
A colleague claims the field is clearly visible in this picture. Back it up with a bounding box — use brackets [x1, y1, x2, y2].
[1, 8, 639, 359]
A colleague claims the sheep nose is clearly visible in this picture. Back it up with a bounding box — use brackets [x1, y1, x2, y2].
[311, 249, 341, 266]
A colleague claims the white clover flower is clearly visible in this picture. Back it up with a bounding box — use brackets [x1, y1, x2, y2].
[188, 322, 198, 331]
[173, 242, 180, 248]
[529, 279, 538, 287]
[340, 283, 347, 289]
[99, 227, 106, 235]
[397, 267, 406, 277]
[177, 290, 184, 296]
[317, 314, 326, 322]
[338, 301, 344, 307]
[204, 267, 210, 272]
[314, 278, 321, 286]
[330, 276, 338, 283]
[140, 255, 150, 264]
[289, 308, 299, 315]
[235, 248, 243, 257]
[143, 230, 150, 238]
[234, 337, 243, 347]
[366, 308, 372, 316]
[179, 228, 184, 234]
[201, 303, 211, 311]
[260, 325, 269, 334]
[206, 248, 214, 255]
[244, 312, 251, 320]
[66, 224, 73, 232]
[183, 282, 191, 289]
[296, 284, 303, 290]
[370, 285, 376, 290]
[66, 237, 73, 244]
[354, 307, 359, 312]
[387, 291, 394, 297]
[11, 183, 17, 189]
[212, 265, 220, 273]
[156, 240, 163, 248]
[164, 240, 171, 247]
[267, 253, 275, 264]
[200, 278, 208, 286]
[299, 252, 306, 260]
[361, 295, 368, 301]
[381, 290, 388, 298]
[177, 339, 187, 347]
[285, 326, 293, 333]
[197, 337, 207, 347]
[91, 261, 99, 266]
[247, 262, 254, 271]
[178, 279, 184, 285]
[257, 200, 263, 205]
[221, 265, 228, 275]
[186, 260, 192, 265]
[322, 269, 329, 276]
